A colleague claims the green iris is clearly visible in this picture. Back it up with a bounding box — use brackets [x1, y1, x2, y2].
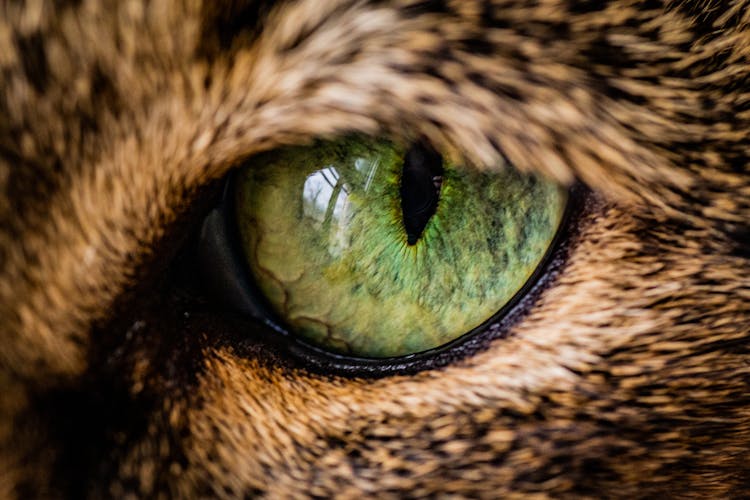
[235, 136, 566, 358]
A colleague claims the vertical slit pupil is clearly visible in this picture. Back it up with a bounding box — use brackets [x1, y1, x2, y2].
[400, 141, 444, 245]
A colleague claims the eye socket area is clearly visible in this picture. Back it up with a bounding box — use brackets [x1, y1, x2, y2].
[194, 135, 574, 374]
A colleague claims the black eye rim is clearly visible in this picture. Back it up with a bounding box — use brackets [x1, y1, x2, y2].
[198, 169, 592, 378]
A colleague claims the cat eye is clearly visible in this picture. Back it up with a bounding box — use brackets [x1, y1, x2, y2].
[199, 135, 568, 366]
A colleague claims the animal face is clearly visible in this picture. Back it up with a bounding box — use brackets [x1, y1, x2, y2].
[1, 0, 748, 497]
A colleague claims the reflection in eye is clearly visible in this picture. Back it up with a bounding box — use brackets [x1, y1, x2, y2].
[232, 136, 567, 358]
[301, 166, 354, 257]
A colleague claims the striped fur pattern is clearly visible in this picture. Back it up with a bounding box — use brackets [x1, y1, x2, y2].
[0, 0, 748, 497]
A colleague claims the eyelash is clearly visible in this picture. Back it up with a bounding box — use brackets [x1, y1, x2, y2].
[183, 168, 592, 378]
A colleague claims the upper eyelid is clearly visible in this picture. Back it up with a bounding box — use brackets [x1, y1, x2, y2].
[195, 3, 685, 208]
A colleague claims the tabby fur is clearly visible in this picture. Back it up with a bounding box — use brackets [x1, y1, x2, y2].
[0, 0, 748, 497]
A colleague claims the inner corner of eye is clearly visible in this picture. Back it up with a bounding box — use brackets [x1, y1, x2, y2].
[228, 135, 567, 359]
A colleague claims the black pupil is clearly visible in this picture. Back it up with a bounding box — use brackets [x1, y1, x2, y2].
[400, 142, 444, 245]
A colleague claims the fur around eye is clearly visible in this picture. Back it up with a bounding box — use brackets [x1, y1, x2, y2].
[3, 0, 749, 497]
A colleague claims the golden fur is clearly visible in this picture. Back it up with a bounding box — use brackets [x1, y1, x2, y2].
[0, 0, 748, 497]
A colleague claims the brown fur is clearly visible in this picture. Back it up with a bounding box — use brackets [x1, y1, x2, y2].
[1, 0, 749, 497]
